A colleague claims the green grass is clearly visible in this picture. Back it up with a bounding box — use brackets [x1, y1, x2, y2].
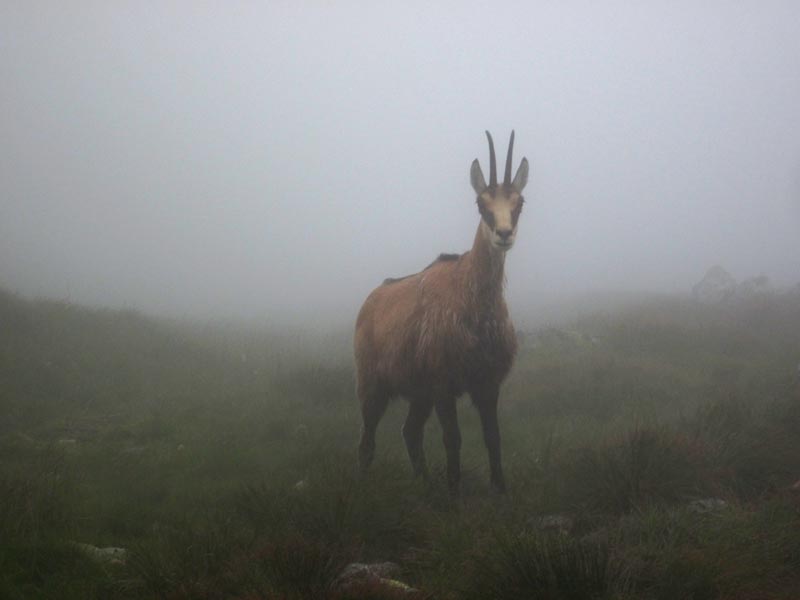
[462, 530, 625, 600]
[2, 286, 800, 598]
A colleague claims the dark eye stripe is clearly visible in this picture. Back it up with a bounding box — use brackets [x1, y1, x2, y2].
[479, 206, 495, 228]
[511, 204, 522, 225]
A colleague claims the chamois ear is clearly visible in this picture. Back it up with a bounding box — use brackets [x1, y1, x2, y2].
[470, 159, 487, 194]
[512, 157, 529, 192]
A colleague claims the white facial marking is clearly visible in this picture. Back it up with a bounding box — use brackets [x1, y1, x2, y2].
[480, 191, 521, 252]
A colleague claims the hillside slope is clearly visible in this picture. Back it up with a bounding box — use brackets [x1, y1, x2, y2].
[0, 288, 227, 433]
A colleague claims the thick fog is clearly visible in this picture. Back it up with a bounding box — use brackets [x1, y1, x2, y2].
[2, 2, 799, 325]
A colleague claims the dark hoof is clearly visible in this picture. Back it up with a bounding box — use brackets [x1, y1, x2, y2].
[412, 466, 430, 481]
[490, 480, 507, 495]
[446, 475, 461, 497]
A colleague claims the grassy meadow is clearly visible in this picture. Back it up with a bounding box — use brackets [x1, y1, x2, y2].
[2, 286, 800, 599]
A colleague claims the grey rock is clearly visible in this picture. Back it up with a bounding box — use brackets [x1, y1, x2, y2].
[693, 266, 737, 304]
[532, 514, 574, 533]
[71, 542, 127, 564]
[338, 562, 401, 582]
[335, 562, 419, 595]
[688, 498, 728, 513]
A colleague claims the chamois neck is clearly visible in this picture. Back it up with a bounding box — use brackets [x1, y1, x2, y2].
[465, 221, 506, 304]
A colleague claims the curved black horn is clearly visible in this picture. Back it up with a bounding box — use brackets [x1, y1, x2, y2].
[485, 130, 497, 188]
[504, 130, 515, 186]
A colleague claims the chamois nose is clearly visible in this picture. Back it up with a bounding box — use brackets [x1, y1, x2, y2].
[496, 228, 513, 241]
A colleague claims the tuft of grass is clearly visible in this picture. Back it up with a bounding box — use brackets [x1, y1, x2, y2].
[0, 451, 73, 542]
[245, 534, 347, 599]
[693, 397, 800, 497]
[127, 508, 247, 599]
[235, 456, 425, 558]
[463, 530, 627, 600]
[556, 426, 708, 514]
[0, 450, 129, 598]
[611, 497, 800, 599]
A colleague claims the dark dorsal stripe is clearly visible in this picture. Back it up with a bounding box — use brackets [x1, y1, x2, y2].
[430, 253, 461, 266]
[382, 253, 461, 286]
[382, 275, 411, 285]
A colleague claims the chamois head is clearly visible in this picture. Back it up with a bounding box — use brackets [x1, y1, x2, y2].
[470, 131, 529, 251]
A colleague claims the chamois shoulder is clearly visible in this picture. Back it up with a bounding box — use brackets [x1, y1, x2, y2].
[382, 252, 462, 286]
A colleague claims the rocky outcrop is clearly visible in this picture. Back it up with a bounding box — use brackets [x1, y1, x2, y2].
[736, 275, 771, 297]
[692, 266, 737, 304]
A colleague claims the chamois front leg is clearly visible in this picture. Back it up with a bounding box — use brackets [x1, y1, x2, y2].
[402, 398, 434, 478]
[434, 398, 462, 494]
[472, 384, 506, 494]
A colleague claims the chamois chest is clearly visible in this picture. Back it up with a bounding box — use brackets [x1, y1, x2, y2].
[463, 306, 517, 385]
[412, 293, 517, 391]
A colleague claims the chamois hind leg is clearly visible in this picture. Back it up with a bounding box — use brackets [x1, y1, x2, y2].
[434, 397, 462, 494]
[402, 397, 434, 478]
[358, 385, 389, 474]
[471, 384, 506, 493]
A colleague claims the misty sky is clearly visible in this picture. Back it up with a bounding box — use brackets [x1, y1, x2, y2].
[2, 2, 799, 323]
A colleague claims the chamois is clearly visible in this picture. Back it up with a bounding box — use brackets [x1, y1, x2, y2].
[354, 131, 529, 493]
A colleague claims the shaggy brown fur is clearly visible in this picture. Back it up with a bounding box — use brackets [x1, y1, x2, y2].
[354, 131, 529, 493]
